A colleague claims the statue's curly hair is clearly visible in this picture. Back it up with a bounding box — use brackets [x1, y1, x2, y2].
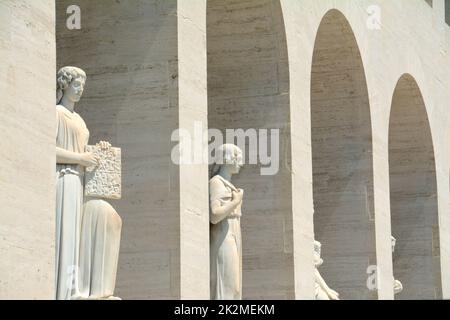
[56, 66, 86, 104]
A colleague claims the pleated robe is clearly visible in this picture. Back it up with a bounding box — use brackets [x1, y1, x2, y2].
[209, 175, 242, 300]
[55, 105, 89, 300]
[79, 199, 122, 299]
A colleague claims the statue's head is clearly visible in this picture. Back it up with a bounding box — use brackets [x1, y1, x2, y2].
[314, 240, 323, 267]
[391, 236, 397, 253]
[56, 66, 87, 105]
[212, 144, 243, 176]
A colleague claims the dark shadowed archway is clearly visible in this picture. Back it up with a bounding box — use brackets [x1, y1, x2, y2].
[207, 0, 292, 299]
[389, 74, 442, 299]
[311, 9, 377, 300]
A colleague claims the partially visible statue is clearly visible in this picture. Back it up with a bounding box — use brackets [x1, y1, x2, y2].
[56, 66, 93, 300]
[209, 144, 244, 300]
[56, 66, 122, 300]
[79, 197, 122, 300]
[314, 240, 340, 300]
[391, 236, 403, 295]
[79, 141, 122, 300]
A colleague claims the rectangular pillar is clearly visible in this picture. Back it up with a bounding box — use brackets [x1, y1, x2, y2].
[178, 0, 209, 299]
[0, 0, 56, 299]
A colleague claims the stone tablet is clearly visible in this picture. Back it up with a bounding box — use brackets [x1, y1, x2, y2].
[84, 144, 121, 200]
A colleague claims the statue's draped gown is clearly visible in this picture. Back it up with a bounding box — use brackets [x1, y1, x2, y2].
[79, 199, 122, 299]
[55, 105, 89, 300]
[56, 104, 121, 300]
[315, 269, 331, 300]
[209, 175, 242, 300]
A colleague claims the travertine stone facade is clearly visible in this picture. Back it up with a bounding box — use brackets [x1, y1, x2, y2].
[0, 0, 56, 299]
[389, 74, 442, 299]
[283, 0, 450, 299]
[207, 0, 293, 299]
[56, 0, 209, 299]
[1, 0, 450, 300]
[310, 9, 377, 300]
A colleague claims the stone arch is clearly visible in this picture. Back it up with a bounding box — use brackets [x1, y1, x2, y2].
[388, 74, 442, 299]
[311, 9, 377, 300]
[207, 0, 292, 299]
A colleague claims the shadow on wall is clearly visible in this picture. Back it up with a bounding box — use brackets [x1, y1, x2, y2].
[311, 9, 377, 300]
[389, 74, 442, 300]
[446, 0, 450, 25]
[207, 0, 293, 299]
[56, 0, 181, 299]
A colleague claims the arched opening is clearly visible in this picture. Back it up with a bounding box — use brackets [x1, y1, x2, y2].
[207, 0, 292, 299]
[56, 0, 199, 299]
[389, 74, 442, 299]
[311, 10, 377, 300]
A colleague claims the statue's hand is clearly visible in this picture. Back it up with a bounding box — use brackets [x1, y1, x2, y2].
[99, 141, 111, 150]
[232, 189, 244, 204]
[79, 152, 99, 167]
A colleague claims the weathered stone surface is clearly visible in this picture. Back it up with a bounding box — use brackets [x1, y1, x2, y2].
[283, 0, 450, 299]
[0, 0, 55, 299]
[389, 74, 442, 299]
[310, 9, 377, 300]
[54, 0, 450, 300]
[85, 145, 122, 200]
[56, 0, 209, 299]
[207, 0, 294, 300]
[1, 0, 450, 300]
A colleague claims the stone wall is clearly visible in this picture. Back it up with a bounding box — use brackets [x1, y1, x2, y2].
[0, 0, 56, 299]
[389, 74, 441, 299]
[283, 0, 450, 299]
[1, 0, 450, 300]
[207, 0, 294, 299]
[56, 0, 209, 299]
[311, 9, 377, 300]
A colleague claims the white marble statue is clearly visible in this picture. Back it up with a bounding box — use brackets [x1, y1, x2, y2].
[209, 144, 244, 300]
[391, 236, 403, 295]
[56, 66, 122, 300]
[314, 240, 340, 300]
[79, 198, 122, 300]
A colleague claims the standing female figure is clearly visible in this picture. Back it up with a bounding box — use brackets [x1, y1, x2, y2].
[55, 66, 97, 299]
[56, 66, 121, 300]
[209, 144, 244, 300]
